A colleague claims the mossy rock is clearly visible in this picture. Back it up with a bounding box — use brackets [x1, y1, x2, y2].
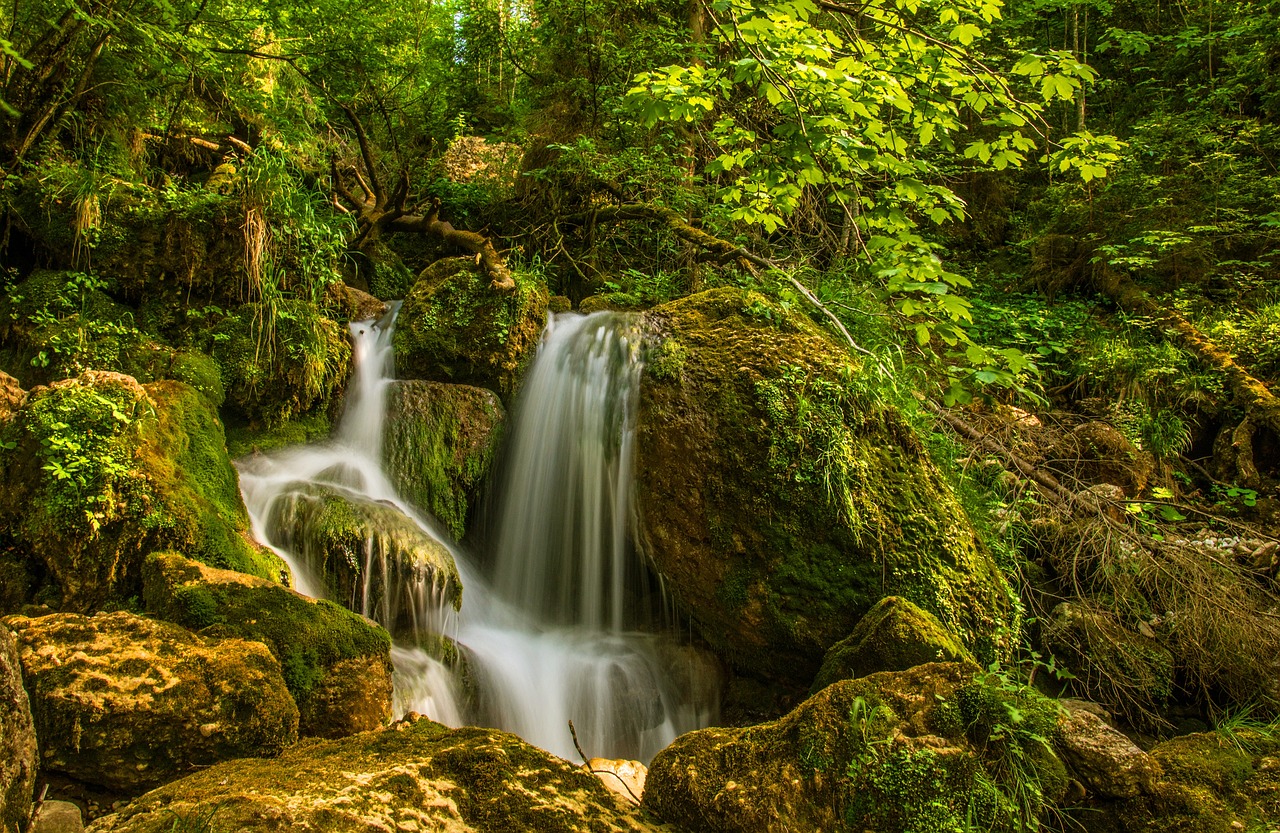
[263, 484, 461, 633]
[643, 662, 1069, 833]
[810, 596, 977, 693]
[634, 288, 1013, 683]
[0, 372, 283, 611]
[142, 551, 394, 738]
[86, 716, 664, 833]
[383, 380, 506, 540]
[225, 411, 332, 458]
[4, 610, 298, 794]
[580, 292, 648, 313]
[210, 299, 351, 426]
[351, 239, 416, 300]
[394, 257, 548, 398]
[0, 623, 36, 833]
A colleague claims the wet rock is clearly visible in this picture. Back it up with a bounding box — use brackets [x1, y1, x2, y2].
[0, 373, 284, 611]
[4, 611, 297, 794]
[394, 256, 548, 398]
[809, 596, 977, 693]
[262, 484, 461, 628]
[1, 623, 37, 833]
[331, 282, 390, 322]
[31, 801, 83, 833]
[142, 552, 393, 739]
[1046, 421, 1153, 496]
[1057, 700, 1161, 798]
[587, 759, 646, 805]
[643, 662, 1068, 833]
[87, 717, 662, 833]
[634, 288, 1013, 683]
[383, 380, 505, 540]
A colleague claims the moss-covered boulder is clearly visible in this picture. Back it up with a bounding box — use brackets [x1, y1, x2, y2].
[0, 372, 283, 611]
[210, 299, 351, 426]
[383, 380, 506, 540]
[635, 288, 1013, 682]
[643, 662, 1067, 833]
[1047, 421, 1154, 497]
[0, 623, 36, 833]
[86, 716, 664, 833]
[263, 484, 461, 630]
[142, 552, 394, 738]
[4, 611, 297, 794]
[810, 596, 977, 693]
[394, 257, 548, 398]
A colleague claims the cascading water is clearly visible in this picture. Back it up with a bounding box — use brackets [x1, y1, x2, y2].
[236, 305, 717, 763]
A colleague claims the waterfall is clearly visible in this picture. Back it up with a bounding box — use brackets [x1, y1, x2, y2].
[236, 307, 717, 763]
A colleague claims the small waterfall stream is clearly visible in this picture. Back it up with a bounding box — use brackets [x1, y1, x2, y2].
[236, 306, 716, 762]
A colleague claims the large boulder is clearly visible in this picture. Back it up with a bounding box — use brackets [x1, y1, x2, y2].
[809, 596, 977, 693]
[142, 552, 394, 738]
[87, 716, 664, 833]
[643, 662, 1067, 833]
[0, 373, 284, 611]
[4, 611, 298, 794]
[1057, 701, 1161, 799]
[383, 380, 506, 540]
[262, 485, 461, 630]
[635, 288, 1013, 682]
[394, 257, 548, 398]
[1046, 421, 1153, 497]
[0, 624, 36, 833]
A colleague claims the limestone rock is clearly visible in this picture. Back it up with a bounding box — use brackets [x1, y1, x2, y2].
[333, 283, 390, 322]
[588, 759, 646, 805]
[0, 373, 283, 611]
[262, 484, 461, 629]
[643, 662, 1068, 833]
[1057, 701, 1161, 798]
[394, 256, 548, 398]
[31, 801, 83, 833]
[4, 611, 298, 794]
[0, 623, 37, 833]
[810, 596, 977, 693]
[383, 380, 505, 540]
[87, 717, 663, 833]
[142, 552, 393, 738]
[634, 288, 1012, 682]
[1047, 421, 1153, 496]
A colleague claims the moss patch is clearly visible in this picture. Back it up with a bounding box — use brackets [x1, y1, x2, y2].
[635, 288, 1013, 683]
[383, 380, 505, 540]
[394, 257, 548, 398]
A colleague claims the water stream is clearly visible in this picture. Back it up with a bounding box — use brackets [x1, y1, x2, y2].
[236, 306, 717, 762]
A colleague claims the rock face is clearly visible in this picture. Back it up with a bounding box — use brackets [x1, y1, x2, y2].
[142, 552, 394, 738]
[643, 662, 1067, 833]
[809, 596, 977, 693]
[263, 484, 462, 629]
[394, 257, 548, 398]
[634, 288, 1012, 682]
[1057, 701, 1161, 799]
[87, 717, 664, 833]
[0, 624, 37, 833]
[383, 380, 506, 540]
[4, 611, 298, 794]
[0, 373, 284, 611]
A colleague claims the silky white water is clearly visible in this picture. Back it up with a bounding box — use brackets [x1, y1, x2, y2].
[236, 306, 716, 762]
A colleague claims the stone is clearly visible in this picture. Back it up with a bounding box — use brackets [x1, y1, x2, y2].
[0, 371, 25, 425]
[394, 256, 548, 398]
[262, 485, 461, 628]
[0, 373, 284, 612]
[643, 663, 1068, 833]
[31, 801, 83, 833]
[142, 552, 393, 738]
[4, 611, 298, 794]
[810, 596, 977, 693]
[587, 759, 647, 806]
[0, 624, 37, 833]
[1057, 700, 1161, 798]
[334, 283, 390, 322]
[383, 380, 506, 540]
[86, 716, 662, 833]
[1043, 602, 1175, 712]
[1046, 421, 1153, 496]
[634, 288, 1013, 682]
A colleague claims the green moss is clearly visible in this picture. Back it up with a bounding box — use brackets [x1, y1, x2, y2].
[635, 287, 1013, 682]
[224, 412, 332, 458]
[210, 300, 351, 426]
[394, 257, 548, 398]
[382, 381, 505, 540]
